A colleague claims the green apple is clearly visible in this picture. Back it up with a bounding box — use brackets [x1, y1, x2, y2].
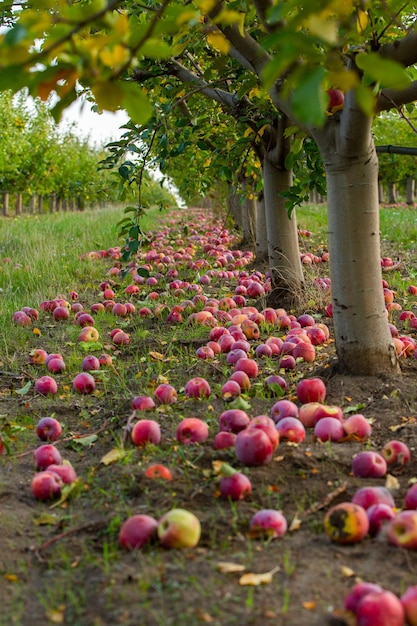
[157, 508, 201, 548]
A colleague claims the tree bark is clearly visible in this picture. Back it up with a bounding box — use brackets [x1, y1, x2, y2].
[263, 156, 304, 301]
[406, 177, 415, 206]
[2, 192, 9, 216]
[388, 182, 397, 204]
[15, 193, 22, 215]
[240, 188, 256, 249]
[255, 192, 268, 262]
[324, 144, 400, 375]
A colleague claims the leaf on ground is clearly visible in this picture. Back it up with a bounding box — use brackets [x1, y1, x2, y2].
[302, 601, 317, 610]
[341, 566, 355, 577]
[45, 606, 65, 624]
[4, 573, 19, 582]
[212, 460, 236, 477]
[50, 479, 83, 509]
[385, 474, 400, 490]
[101, 447, 126, 466]
[289, 515, 302, 531]
[216, 561, 246, 574]
[239, 565, 280, 586]
[343, 403, 366, 414]
[15, 381, 32, 395]
[71, 434, 98, 447]
[33, 513, 60, 526]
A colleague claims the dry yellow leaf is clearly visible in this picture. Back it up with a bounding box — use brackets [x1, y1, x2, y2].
[4, 573, 18, 582]
[149, 351, 165, 360]
[385, 474, 400, 490]
[341, 566, 355, 577]
[216, 561, 246, 574]
[45, 606, 65, 624]
[100, 448, 126, 465]
[239, 566, 280, 586]
[289, 515, 302, 531]
[302, 601, 317, 610]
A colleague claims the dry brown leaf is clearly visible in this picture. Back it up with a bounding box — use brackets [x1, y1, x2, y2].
[385, 474, 400, 490]
[341, 566, 355, 577]
[149, 351, 165, 360]
[216, 561, 246, 574]
[302, 601, 316, 610]
[4, 573, 18, 582]
[45, 606, 66, 624]
[239, 565, 280, 586]
[289, 515, 302, 531]
[389, 423, 404, 432]
[100, 448, 126, 465]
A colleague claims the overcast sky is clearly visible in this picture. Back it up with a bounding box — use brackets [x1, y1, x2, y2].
[59, 99, 130, 146]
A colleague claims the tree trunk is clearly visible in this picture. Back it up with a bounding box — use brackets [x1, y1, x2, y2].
[15, 193, 22, 215]
[263, 156, 304, 300]
[406, 177, 415, 206]
[29, 194, 36, 214]
[240, 190, 256, 249]
[49, 194, 56, 213]
[2, 192, 9, 216]
[38, 195, 44, 213]
[255, 193, 268, 262]
[324, 144, 400, 375]
[378, 179, 385, 204]
[227, 191, 242, 229]
[388, 182, 397, 204]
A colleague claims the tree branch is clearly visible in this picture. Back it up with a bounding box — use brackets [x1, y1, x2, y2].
[378, 30, 417, 67]
[377, 81, 417, 111]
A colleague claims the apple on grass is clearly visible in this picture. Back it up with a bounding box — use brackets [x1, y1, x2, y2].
[249, 509, 287, 538]
[144, 464, 173, 481]
[34, 444, 62, 470]
[119, 514, 158, 550]
[235, 427, 274, 466]
[157, 508, 201, 548]
[213, 431, 237, 450]
[153, 383, 177, 405]
[176, 418, 209, 444]
[219, 409, 250, 434]
[219, 472, 252, 500]
[277, 417, 306, 443]
[47, 462, 77, 484]
[344, 582, 384, 613]
[314, 417, 345, 442]
[78, 326, 100, 342]
[352, 486, 395, 510]
[405, 483, 417, 509]
[36, 417, 62, 442]
[184, 377, 211, 398]
[270, 399, 299, 424]
[351, 451, 387, 478]
[296, 377, 326, 404]
[381, 439, 411, 466]
[131, 395, 156, 411]
[367, 503, 396, 536]
[31, 470, 63, 500]
[73, 372, 96, 394]
[82, 355, 100, 372]
[131, 419, 161, 446]
[35, 375, 58, 396]
[343, 413, 373, 439]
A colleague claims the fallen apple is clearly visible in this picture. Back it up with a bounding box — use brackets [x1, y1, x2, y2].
[323, 502, 369, 544]
[219, 471, 252, 500]
[36, 416, 62, 442]
[387, 510, 417, 549]
[119, 514, 158, 550]
[157, 508, 201, 548]
[249, 509, 287, 538]
[352, 451, 387, 478]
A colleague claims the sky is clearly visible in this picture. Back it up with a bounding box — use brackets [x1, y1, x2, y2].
[59, 99, 130, 147]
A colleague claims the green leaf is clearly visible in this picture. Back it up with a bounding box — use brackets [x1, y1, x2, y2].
[4, 24, 28, 45]
[290, 66, 327, 127]
[70, 434, 98, 448]
[355, 52, 411, 89]
[15, 381, 32, 396]
[354, 84, 376, 117]
[78, 342, 103, 352]
[140, 38, 172, 59]
[343, 403, 366, 414]
[121, 83, 153, 126]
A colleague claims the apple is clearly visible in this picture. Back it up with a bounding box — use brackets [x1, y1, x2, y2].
[264, 375, 287, 396]
[72, 372, 96, 394]
[213, 431, 237, 450]
[154, 383, 177, 405]
[255, 343, 273, 358]
[230, 370, 251, 390]
[90, 302, 105, 314]
[277, 417, 306, 443]
[248, 415, 279, 450]
[157, 508, 201, 548]
[98, 353, 113, 367]
[249, 509, 287, 538]
[296, 378, 326, 404]
[219, 409, 250, 434]
[222, 380, 242, 399]
[184, 377, 211, 398]
[326, 88, 345, 113]
[31, 470, 63, 500]
[235, 427, 274, 466]
[314, 417, 345, 442]
[293, 341, 316, 362]
[131, 419, 161, 446]
[144, 464, 173, 480]
[405, 484, 417, 509]
[29, 349, 48, 365]
[131, 395, 156, 411]
[352, 451, 387, 478]
[176, 418, 209, 444]
[367, 503, 396, 536]
[47, 357, 66, 374]
[226, 348, 248, 365]
[36, 417, 62, 442]
[34, 444, 62, 470]
[387, 510, 417, 549]
[401, 585, 417, 626]
[75, 312, 95, 327]
[35, 375, 58, 396]
[270, 399, 299, 424]
[344, 582, 384, 613]
[78, 326, 100, 342]
[323, 502, 369, 544]
[82, 355, 100, 371]
[112, 330, 130, 345]
[46, 462, 77, 484]
[112, 302, 128, 317]
[195, 346, 215, 360]
[119, 514, 158, 550]
[233, 357, 259, 378]
[381, 439, 411, 466]
[352, 486, 396, 510]
[343, 414, 373, 439]
[311, 404, 344, 424]
[298, 402, 323, 428]
[355, 590, 404, 626]
[53, 305, 70, 321]
[219, 471, 252, 500]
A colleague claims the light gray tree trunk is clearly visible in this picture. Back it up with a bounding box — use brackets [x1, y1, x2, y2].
[240, 187, 256, 249]
[388, 182, 397, 204]
[2, 192, 9, 216]
[322, 134, 399, 375]
[263, 156, 304, 298]
[255, 193, 268, 262]
[15, 193, 22, 215]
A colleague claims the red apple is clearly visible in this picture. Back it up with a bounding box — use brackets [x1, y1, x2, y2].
[81, 355, 100, 371]
[29, 349, 48, 365]
[314, 417, 345, 442]
[352, 486, 395, 510]
[34, 444, 62, 470]
[401, 585, 417, 626]
[219, 409, 250, 434]
[270, 399, 299, 423]
[75, 312, 95, 327]
[53, 305, 70, 321]
[31, 470, 63, 500]
[388, 510, 417, 549]
[119, 514, 158, 550]
[213, 431, 237, 450]
[230, 370, 251, 390]
[154, 383, 177, 405]
[352, 451, 387, 478]
[298, 402, 323, 428]
[344, 582, 384, 613]
[112, 330, 130, 345]
[311, 404, 344, 424]
[184, 377, 211, 398]
[277, 417, 306, 443]
[381, 439, 411, 466]
[35, 375, 58, 396]
[326, 88, 345, 113]
[219, 471, 252, 500]
[367, 503, 396, 536]
[36, 417, 62, 442]
[235, 427, 274, 466]
[343, 414, 372, 439]
[296, 378, 326, 404]
[48, 462, 77, 484]
[72, 372, 96, 394]
[144, 464, 173, 480]
[176, 418, 209, 444]
[405, 484, 417, 509]
[46, 357, 66, 374]
[264, 375, 287, 396]
[222, 380, 242, 399]
[233, 357, 259, 378]
[248, 415, 279, 450]
[355, 590, 404, 626]
[131, 395, 156, 411]
[131, 419, 161, 446]
[249, 509, 287, 538]
[157, 508, 201, 548]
